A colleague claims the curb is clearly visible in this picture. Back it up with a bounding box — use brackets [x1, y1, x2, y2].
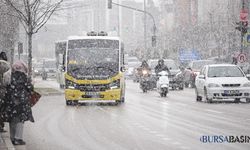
[41, 92, 64, 96]
[34, 87, 64, 96]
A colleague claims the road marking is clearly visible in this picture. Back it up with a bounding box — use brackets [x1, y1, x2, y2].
[141, 127, 150, 131]
[180, 146, 191, 150]
[172, 141, 181, 145]
[149, 130, 157, 134]
[175, 103, 188, 107]
[162, 137, 171, 141]
[204, 109, 223, 114]
[156, 134, 165, 138]
[132, 123, 140, 126]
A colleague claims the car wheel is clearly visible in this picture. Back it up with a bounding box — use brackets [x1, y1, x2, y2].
[164, 92, 167, 97]
[120, 96, 125, 103]
[204, 88, 212, 103]
[246, 98, 250, 103]
[179, 85, 184, 90]
[66, 100, 72, 106]
[234, 98, 241, 103]
[195, 87, 202, 102]
[160, 93, 164, 97]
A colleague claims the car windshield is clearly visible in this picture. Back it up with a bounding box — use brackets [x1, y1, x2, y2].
[128, 62, 140, 68]
[34, 63, 43, 68]
[149, 60, 178, 70]
[192, 60, 214, 70]
[127, 57, 139, 63]
[208, 66, 244, 77]
[44, 61, 56, 68]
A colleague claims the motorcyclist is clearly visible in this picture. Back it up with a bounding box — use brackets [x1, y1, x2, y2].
[137, 60, 151, 76]
[137, 60, 153, 92]
[154, 59, 170, 75]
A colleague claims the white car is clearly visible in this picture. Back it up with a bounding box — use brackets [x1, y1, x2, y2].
[195, 64, 250, 103]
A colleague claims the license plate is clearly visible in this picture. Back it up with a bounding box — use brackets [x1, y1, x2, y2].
[224, 90, 239, 94]
[85, 92, 100, 96]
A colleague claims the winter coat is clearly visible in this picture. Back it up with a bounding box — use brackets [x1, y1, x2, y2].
[0, 60, 10, 75]
[5, 71, 34, 122]
[182, 69, 192, 82]
[154, 64, 170, 75]
[0, 60, 10, 106]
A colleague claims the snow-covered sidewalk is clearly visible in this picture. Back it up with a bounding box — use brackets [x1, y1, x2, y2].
[33, 77, 64, 96]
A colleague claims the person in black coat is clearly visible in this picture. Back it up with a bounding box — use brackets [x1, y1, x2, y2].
[154, 59, 170, 75]
[0, 51, 10, 132]
[5, 61, 34, 145]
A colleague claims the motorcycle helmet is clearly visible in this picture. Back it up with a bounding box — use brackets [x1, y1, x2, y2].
[158, 59, 164, 65]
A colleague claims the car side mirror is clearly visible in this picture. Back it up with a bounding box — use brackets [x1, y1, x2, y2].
[246, 74, 250, 80]
[121, 66, 126, 72]
[198, 75, 205, 79]
[59, 65, 65, 72]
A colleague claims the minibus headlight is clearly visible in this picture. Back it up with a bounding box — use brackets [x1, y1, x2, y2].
[110, 80, 120, 89]
[65, 80, 77, 89]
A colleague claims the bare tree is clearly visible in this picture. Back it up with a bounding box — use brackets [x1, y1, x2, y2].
[3, 0, 63, 77]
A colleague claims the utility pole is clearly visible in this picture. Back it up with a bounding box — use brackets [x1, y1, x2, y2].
[241, 0, 246, 53]
[116, 0, 121, 37]
[108, 0, 157, 49]
[144, 0, 147, 59]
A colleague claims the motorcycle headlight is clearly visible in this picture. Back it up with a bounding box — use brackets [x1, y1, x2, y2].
[243, 82, 250, 87]
[142, 70, 148, 75]
[208, 83, 220, 88]
[110, 80, 120, 89]
[65, 80, 77, 89]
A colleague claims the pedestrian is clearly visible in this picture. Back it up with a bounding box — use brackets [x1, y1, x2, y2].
[0, 51, 10, 132]
[5, 60, 34, 145]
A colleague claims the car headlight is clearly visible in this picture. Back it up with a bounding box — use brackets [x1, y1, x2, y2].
[110, 80, 120, 89]
[208, 83, 220, 88]
[65, 80, 77, 89]
[243, 82, 250, 87]
[34, 70, 38, 73]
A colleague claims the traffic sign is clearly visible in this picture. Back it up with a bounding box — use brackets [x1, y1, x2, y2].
[237, 53, 247, 63]
[245, 33, 250, 45]
[179, 49, 201, 62]
[240, 9, 248, 22]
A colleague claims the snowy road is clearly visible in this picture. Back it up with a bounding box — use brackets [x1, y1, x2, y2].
[16, 80, 250, 150]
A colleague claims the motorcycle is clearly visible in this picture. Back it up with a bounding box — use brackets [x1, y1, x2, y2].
[157, 71, 169, 97]
[139, 69, 152, 93]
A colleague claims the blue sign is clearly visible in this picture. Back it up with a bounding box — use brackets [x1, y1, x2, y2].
[247, 34, 250, 43]
[179, 49, 201, 62]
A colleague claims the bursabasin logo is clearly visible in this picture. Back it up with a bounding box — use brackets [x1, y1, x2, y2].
[200, 135, 250, 143]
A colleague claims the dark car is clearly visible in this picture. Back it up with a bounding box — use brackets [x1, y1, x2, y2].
[148, 59, 181, 89]
[32, 63, 43, 77]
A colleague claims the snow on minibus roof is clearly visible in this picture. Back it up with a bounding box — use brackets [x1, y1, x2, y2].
[67, 36, 120, 41]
